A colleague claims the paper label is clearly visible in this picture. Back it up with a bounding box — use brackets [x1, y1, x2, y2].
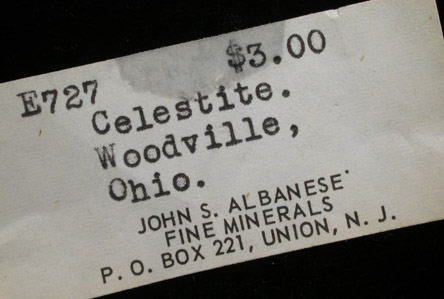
[1, 0, 444, 298]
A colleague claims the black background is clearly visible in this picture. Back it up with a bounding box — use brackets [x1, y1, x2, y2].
[1, 1, 444, 298]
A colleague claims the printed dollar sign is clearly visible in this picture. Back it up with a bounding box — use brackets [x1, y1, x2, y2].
[226, 39, 245, 73]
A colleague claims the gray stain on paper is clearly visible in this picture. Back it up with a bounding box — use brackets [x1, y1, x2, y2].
[115, 21, 286, 100]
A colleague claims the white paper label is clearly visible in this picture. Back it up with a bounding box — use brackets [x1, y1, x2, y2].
[1, 0, 444, 298]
